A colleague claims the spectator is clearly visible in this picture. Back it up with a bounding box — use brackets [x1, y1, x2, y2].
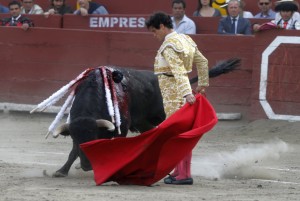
[275, 11, 300, 25]
[239, 0, 253, 18]
[218, 0, 253, 18]
[21, 0, 43, 14]
[0, 4, 9, 13]
[253, 0, 300, 31]
[274, 0, 300, 21]
[193, 0, 222, 17]
[44, 0, 73, 18]
[171, 0, 196, 34]
[1, 1, 33, 31]
[217, 0, 252, 35]
[74, 0, 108, 16]
[254, 0, 276, 19]
[219, 0, 253, 18]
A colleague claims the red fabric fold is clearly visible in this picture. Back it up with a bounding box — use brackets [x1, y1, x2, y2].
[80, 95, 218, 186]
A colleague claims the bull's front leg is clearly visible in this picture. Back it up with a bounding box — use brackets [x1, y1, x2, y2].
[53, 141, 79, 177]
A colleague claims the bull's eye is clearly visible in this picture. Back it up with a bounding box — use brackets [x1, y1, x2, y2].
[112, 70, 123, 83]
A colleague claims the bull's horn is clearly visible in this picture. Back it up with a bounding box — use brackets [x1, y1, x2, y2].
[96, 119, 115, 131]
[53, 123, 70, 137]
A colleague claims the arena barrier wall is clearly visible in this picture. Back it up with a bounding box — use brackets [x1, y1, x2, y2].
[62, 14, 270, 34]
[63, 14, 148, 32]
[0, 13, 271, 34]
[0, 25, 299, 120]
[251, 30, 300, 121]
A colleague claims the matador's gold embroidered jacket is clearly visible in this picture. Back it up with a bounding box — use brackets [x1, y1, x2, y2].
[154, 31, 209, 117]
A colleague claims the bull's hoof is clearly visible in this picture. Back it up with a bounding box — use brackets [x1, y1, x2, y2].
[52, 171, 67, 178]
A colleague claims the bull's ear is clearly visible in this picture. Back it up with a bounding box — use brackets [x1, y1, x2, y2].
[54, 123, 70, 136]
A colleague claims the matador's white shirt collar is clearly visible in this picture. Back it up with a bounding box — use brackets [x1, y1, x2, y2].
[164, 31, 177, 40]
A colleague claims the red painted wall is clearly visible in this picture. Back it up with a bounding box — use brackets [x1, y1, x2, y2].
[0, 12, 300, 120]
[0, 26, 254, 118]
[62, 14, 270, 34]
[251, 30, 300, 119]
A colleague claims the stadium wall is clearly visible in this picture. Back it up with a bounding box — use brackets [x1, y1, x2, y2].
[0, 24, 299, 120]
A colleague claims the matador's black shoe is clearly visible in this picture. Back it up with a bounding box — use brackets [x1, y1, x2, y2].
[163, 174, 175, 183]
[164, 176, 193, 185]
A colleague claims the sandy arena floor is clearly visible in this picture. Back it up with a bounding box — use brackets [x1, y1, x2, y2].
[0, 112, 299, 201]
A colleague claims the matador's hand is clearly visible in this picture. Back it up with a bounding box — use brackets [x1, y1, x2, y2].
[196, 86, 206, 94]
[185, 94, 196, 105]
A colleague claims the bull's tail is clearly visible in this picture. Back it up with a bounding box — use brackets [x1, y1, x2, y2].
[190, 58, 241, 84]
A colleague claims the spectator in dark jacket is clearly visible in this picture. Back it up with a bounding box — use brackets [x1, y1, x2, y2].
[217, 0, 252, 35]
[1, 1, 33, 31]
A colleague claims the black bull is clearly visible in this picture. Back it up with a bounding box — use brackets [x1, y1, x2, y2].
[50, 58, 240, 177]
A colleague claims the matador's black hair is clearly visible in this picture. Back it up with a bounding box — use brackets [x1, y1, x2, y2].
[145, 12, 173, 30]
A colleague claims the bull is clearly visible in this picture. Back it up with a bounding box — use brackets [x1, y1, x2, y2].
[33, 58, 240, 177]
